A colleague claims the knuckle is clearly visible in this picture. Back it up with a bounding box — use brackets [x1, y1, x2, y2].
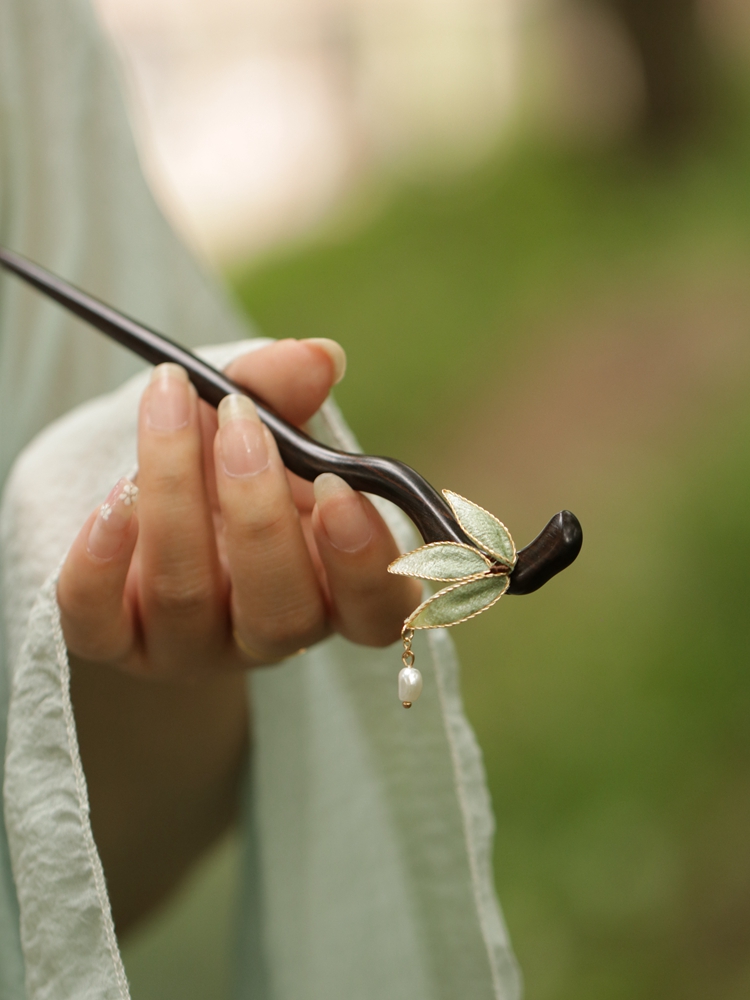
[58, 578, 101, 630]
[56, 576, 84, 621]
[235, 506, 288, 541]
[245, 603, 323, 653]
[67, 631, 127, 664]
[146, 465, 196, 497]
[147, 573, 215, 617]
[59, 602, 128, 663]
[140, 437, 202, 493]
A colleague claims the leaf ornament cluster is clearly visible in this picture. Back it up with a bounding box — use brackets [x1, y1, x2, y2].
[388, 491, 517, 630]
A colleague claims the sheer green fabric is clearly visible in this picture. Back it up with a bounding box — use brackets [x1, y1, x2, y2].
[0, 3, 248, 992]
[0, 2, 521, 998]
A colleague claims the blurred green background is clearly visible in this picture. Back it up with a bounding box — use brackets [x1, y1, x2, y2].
[227, 94, 750, 1000]
[123, 5, 750, 999]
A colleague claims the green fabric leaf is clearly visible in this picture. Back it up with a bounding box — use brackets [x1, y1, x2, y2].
[388, 542, 491, 581]
[408, 573, 509, 629]
[443, 491, 517, 567]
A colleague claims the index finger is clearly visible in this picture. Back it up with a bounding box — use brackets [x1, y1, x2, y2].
[224, 338, 346, 426]
[200, 338, 347, 513]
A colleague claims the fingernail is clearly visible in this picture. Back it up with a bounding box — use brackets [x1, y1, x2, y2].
[217, 394, 269, 477]
[87, 478, 139, 560]
[314, 473, 372, 552]
[146, 363, 190, 431]
[304, 339, 347, 385]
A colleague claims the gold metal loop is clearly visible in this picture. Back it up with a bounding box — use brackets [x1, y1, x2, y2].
[401, 625, 416, 669]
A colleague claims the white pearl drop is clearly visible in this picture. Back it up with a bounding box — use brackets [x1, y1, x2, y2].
[398, 666, 423, 707]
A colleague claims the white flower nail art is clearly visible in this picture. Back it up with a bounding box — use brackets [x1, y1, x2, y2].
[118, 482, 139, 506]
[99, 480, 138, 523]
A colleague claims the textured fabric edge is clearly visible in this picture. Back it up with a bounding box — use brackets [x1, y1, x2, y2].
[50, 570, 131, 999]
[4, 570, 131, 999]
[428, 628, 522, 1000]
[1, 339, 267, 1000]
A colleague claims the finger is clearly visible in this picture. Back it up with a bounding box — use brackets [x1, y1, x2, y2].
[58, 478, 139, 662]
[224, 338, 346, 426]
[199, 338, 345, 514]
[137, 364, 227, 669]
[214, 394, 327, 662]
[198, 399, 221, 514]
[311, 474, 422, 646]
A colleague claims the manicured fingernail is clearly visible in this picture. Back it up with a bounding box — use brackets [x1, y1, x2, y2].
[314, 473, 372, 552]
[217, 394, 269, 477]
[87, 478, 139, 560]
[304, 338, 347, 384]
[146, 363, 190, 431]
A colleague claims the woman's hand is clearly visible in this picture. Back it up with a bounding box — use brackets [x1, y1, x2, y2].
[58, 338, 420, 676]
[56, 338, 420, 935]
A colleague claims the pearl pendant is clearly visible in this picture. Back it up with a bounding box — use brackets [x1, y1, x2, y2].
[398, 666, 423, 708]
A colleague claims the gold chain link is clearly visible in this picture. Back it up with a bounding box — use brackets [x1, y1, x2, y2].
[401, 626, 415, 669]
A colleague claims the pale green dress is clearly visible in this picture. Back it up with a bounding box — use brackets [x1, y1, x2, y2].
[0, 1, 521, 997]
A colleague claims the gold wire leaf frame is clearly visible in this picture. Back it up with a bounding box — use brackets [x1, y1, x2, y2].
[442, 490, 517, 567]
[406, 572, 511, 629]
[388, 541, 493, 581]
[388, 490, 518, 631]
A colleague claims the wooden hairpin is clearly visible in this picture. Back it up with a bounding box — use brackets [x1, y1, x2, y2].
[0, 247, 582, 705]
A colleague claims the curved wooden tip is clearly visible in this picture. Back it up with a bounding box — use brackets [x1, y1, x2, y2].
[507, 510, 582, 596]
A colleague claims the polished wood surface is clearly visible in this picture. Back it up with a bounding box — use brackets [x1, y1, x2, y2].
[0, 247, 582, 594]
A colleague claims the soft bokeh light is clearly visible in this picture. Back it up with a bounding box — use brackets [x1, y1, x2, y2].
[93, 0, 521, 261]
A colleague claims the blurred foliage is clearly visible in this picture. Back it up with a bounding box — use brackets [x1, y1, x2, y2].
[606, 0, 712, 144]
[228, 89, 750, 1000]
[229, 86, 750, 467]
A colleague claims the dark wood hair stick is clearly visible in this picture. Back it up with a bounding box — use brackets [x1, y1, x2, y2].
[0, 247, 581, 594]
